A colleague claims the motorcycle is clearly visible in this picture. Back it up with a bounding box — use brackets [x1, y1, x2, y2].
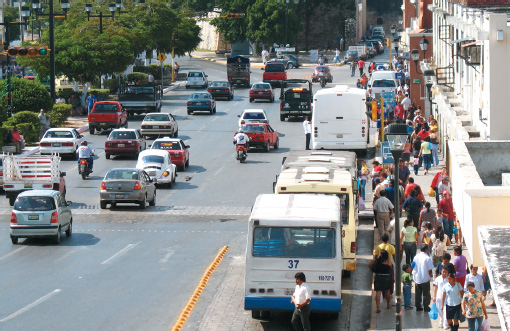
[235, 144, 248, 163]
[78, 158, 92, 179]
[318, 73, 327, 88]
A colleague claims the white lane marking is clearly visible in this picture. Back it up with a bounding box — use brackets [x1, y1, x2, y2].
[213, 165, 225, 177]
[197, 125, 207, 132]
[55, 249, 79, 262]
[159, 250, 175, 263]
[211, 116, 219, 122]
[0, 246, 27, 261]
[101, 241, 141, 265]
[0, 289, 61, 322]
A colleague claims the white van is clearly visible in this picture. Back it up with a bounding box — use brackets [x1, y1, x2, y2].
[311, 85, 377, 154]
[186, 70, 208, 89]
[369, 70, 396, 86]
[369, 79, 398, 100]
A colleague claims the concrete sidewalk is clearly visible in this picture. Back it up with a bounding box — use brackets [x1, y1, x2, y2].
[368, 157, 502, 330]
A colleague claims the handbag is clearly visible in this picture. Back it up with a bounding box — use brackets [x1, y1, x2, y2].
[459, 312, 466, 323]
[428, 187, 436, 197]
[482, 319, 491, 331]
[428, 302, 438, 320]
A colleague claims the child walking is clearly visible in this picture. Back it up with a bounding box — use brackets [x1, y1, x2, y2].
[402, 264, 413, 309]
[413, 153, 420, 175]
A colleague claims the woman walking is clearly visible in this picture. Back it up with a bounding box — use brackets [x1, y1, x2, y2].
[359, 160, 369, 200]
[429, 225, 451, 267]
[371, 249, 392, 313]
[419, 202, 437, 232]
[430, 128, 441, 166]
[400, 218, 419, 265]
[419, 136, 433, 175]
[453, 246, 468, 288]
[462, 281, 488, 331]
[441, 272, 464, 331]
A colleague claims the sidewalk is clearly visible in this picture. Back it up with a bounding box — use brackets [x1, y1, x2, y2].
[369, 157, 502, 330]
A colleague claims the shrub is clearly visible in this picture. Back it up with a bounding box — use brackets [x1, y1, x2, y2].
[48, 104, 71, 127]
[88, 89, 111, 101]
[133, 65, 150, 74]
[57, 89, 82, 101]
[0, 126, 8, 149]
[127, 72, 148, 85]
[4, 111, 40, 144]
[104, 78, 121, 94]
[16, 123, 38, 143]
[0, 77, 53, 122]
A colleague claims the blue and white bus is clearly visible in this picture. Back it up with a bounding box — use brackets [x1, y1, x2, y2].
[245, 194, 342, 319]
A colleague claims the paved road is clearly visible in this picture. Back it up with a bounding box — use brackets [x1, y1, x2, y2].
[0, 51, 389, 330]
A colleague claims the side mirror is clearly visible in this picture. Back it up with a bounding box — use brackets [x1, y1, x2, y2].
[66, 201, 72, 206]
[185, 145, 190, 148]
[237, 115, 241, 118]
[153, 178, 157, 183]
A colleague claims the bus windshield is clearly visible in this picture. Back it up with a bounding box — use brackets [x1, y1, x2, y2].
[252, 227, 335, 258]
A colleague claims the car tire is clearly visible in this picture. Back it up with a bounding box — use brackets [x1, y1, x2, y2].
[11, 236, 18, 244]
[185, 158, 189, 168]
[100, 201, 107, 209]
[270, 97, 274, 103]
[210, 108, 213, 115]
[124, 121, 128, 128]
[274, 138, 279, 150]
[264, 141, 270, 153]
[105, 154, 110, 160]
[89, 127, 95, 135]
[174, 129, 178, 138]
[187, 110, 193, 115]
[168, 178, 173, 189]
[73, 150, 78, 160]
[139, 194, 147, 209]
[66, 220, 72, 236]
[249, 98, 253, 103]
[149, 191, 156, 207]
[287, 63, 294, 69]
[252, 310, 261, 319]
[54, 227, 61, 244]
[280, 114, 285, 122]
[213, 107, 216, 114]
[9, 196, 15, 206]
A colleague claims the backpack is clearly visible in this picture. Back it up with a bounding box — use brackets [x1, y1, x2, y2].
[432, 237, 445, 257]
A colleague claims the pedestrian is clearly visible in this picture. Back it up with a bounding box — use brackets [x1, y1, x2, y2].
[413, 153, 420, 175]
[371, 249, 392, 313]
[148, 73, 154, 85]
[481, 267, 495, 306]
[11, 127, 25, 150]
[438, 191, 455, 240]
[38, 109, 50, 140]
[371, 160, 382, 190]
[421, 223, 434, 252]
[356, 79, 362, 88]
[350, 60, 357, 77]
[334, 48, 341, 63]
[358, 58, 365, 77]
[373, 177, 386, 203]
[452, 245, 468, 288]
[436, 252, 456, 278]
[303, 116, 311, 150]
[419, 202, 436, 232]
[462, 281, 488, 331]
[464, 265, 484, 294]
[402, 264, 413, 310]
[359, 160, 369, 200]
[400, 217, 418, 265]
[56, 95, 65, 103]
[433, 267, 450, 329]
[261, 48, 269, 64]
[291, 272, 311, 331]
[402, 190, 423, 229]
[418, 136, 433, 175]
[401, 93, 412, 118]
[174, 62, 180, 74]
[373, 190, 394, 241]
[69, 94, 81, 116]
[429, 224, 451, 268]
[438, 177, 452, 201]
[385, 179, 396, 205]
[394, 160, 410, 188]
[86, 93, 97, 114]
[404, 177, 417, 198]
[412, 244, 435, 312]
[441, 273, 464, 331]
[430, 128, 441, 166]
[370, 233, 396, 295]
[431, 167, 449, 204]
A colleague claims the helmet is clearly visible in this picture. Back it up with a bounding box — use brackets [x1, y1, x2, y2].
[81, 141, 88, 146]
[238, 128, 244, 133]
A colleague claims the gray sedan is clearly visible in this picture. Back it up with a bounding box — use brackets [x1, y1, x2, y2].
[100, 168, 156, 209]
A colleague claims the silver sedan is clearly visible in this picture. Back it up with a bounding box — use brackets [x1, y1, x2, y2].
[100, 168, 156, 209]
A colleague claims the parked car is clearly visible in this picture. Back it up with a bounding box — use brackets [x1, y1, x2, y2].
[240, 123, 279, 152]
[249, 83, 274, 103]
[185, 71, 208, 89]
[312, 66, 333, 83]
[150, 137, 190, 171]
[267, 54, 301, 69]
[100, 168, 156, 209]
[88, 101, 128, 134]
[207, 81, 234, 100]
[238, 109, 269, 127]
[10, 190, 72, 244]
[140, 113, 178, 139]
[372, 26, 385, 38]
[344, 50, 359, 63]
[371, 32, 385, 42]
[105, 128, 146, 159]
[136, 150, 177, 188]
[39, 128, 84, 158]
[357, 42, 377, 58]
[187, 92, 216, 115]
[367, 39, 384, 54]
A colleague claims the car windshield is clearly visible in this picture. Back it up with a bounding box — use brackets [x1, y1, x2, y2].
[192, 93, 210, 99]
[188, 72, 204, 78]
[265, 64, 285, 72]
[252, 84, 270, 89]
[242, 125, 265, 133]
[141, 155, 164, 164]
[243, 112, 266, 120]
[94, 104, 118, 112]
[44, 131, 73, 138]
[106, 170, 140, 180]
[210, 82, 228, 87]
[144, 114, 169, 122]
[153, 141, 181, 150]
[373, 80, 396, 87]
[284, 92, 310, 100]
[109, 131, 137, 140]
[252, 227, 336, 258]
[14, 196, 56, 211]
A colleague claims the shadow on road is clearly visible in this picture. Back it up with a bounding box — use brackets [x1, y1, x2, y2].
[17, 232, 100, 246]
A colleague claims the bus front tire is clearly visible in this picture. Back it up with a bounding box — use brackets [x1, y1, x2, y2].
[251, 310, 261, 319]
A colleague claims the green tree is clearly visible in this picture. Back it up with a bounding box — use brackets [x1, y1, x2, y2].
[0, 77, 53, 121]
[173, 15, 202, 56]
[3, 6, 21, 43]
[211, 0, 255, 43]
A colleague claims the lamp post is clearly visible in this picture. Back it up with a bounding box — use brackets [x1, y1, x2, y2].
[419, 36, 429, 61]
[276, 0, 299, 46]
[85, 3, 117, 34]
[410, 49, 422, 75]
[393, 36, 400, 60]
[389, 24, 396, 68]
[385, 123, 410, 331]
[423, 69, 436, 117]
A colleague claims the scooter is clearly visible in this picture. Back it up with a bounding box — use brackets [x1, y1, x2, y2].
[235, 144, 248, 163]
[318, 73, 327, 88]
[78, 158, 92, 179]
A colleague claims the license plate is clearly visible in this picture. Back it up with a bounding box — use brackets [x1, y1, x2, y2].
[24, 184, 33, 188]
[52, 143, 61, 147]
[115, 194, 125, 199]
[284, 288, 294, 295]
[153, 126, 159, 129]
[101, 123, 107, 126]
[196, 102, 202, 105]
[28, 215, 39, 220]
[192, 82, 197, 85]
[117, 144, 125, 147]
[258, 92, 264, 94]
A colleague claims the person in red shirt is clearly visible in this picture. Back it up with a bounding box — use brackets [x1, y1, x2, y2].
[404, 177, 418, 198]
[358, 59, 365, 77]
[417, 126, 430, 140]
[438, 191, 455, 240]
[394, 103, 404, 120]
[10, 127, 25, 150]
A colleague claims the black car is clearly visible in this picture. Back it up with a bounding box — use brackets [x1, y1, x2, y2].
[207, 81, 234, 100]
[267, 54, 300, 69]
[367, 40, 384, 54]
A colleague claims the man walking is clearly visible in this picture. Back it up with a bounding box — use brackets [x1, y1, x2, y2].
[358, 58, 365, 77]
[334, 48, 341, 64]
[291, 272, 311, 331]
[412, 244, 435, 312]
[38, 109, 49, 140]
[261, 48, 269, 64]
[373, 190, 394, 240]
[86, 93, 97, 114]
[303, 116, 312, 150]
[401, 93, 412, 118]
[402, 190, 423, 231]
[350, 60, 357, 77]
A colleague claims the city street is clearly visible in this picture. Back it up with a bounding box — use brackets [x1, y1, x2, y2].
[0, 53, 385, 330]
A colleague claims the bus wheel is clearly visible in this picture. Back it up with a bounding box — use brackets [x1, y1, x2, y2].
[251, 310, 261, 319]
[260, 310, 271, 319]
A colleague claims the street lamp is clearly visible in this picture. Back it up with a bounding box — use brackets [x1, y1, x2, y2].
[85, 3, 117, 34]
[276, 0, 300, 46]
[385, 123, 410, 331]
[419, 36, 429, 60]
[423, 69, 436, 116]
[410, 49, 422, 74]
[390, 24, 396, 35]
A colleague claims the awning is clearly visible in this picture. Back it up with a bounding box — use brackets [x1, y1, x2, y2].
[450, 37, 473, 44]
[461, 41, 483, 47]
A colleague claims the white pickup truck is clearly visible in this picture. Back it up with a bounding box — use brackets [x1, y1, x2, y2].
[2, 155, 66, 206]
[348, 45, 368, 60]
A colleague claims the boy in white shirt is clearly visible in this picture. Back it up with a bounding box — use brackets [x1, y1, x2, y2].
[464, 265, 485, 294]
[433, 268, 449, 329]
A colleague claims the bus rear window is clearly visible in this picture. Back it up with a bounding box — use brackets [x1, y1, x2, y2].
[252, 227, 335, 258]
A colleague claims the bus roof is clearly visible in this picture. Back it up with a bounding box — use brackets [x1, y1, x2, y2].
[250, 194, 340, 227]
[314, 84, 367, 97]
[275, 167, 353, 193]
[281, 151, 357, 176]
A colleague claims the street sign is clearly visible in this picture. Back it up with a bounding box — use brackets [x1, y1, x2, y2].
[413, 78, 421, 84]
[380, 141, 394, 164]
[157, 53, 167, 62]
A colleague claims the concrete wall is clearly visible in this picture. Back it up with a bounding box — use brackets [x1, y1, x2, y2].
[197, 13, 221, 51]
[466, 142, 510, 185]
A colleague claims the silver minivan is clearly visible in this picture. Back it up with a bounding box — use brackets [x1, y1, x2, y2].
[186, 71, 208, 89]
[10, 190, 73, 244]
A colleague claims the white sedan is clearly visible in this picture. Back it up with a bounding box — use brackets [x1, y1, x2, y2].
[40, 128, 84, 158]
[135, 149, 177, 188]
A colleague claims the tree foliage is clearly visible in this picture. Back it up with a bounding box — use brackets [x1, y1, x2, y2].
[3, 6, 21, 42]
[0, 78, 53, 121]
[211, 0, 255, 43]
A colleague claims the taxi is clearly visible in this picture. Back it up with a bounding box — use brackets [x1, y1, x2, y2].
[240, 123, 279, 152]
[150, 137, 190, 171]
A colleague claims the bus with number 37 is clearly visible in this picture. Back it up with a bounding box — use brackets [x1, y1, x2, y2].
[244, 194, 342, 319]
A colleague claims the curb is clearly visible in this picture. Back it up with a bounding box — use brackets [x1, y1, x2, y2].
[163, 82, 185, 94]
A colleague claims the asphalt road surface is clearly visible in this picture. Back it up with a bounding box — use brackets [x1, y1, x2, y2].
[0, 51, 389, 330]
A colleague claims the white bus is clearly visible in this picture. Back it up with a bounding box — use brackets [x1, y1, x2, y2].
[245, 194, 342, 318]
[311, 85, 377, 154]
[280, 150, 358, 180]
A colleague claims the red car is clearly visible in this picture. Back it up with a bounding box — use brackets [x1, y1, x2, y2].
[150, 137, 190, 171]
[240, 123, 279, 152]
[249, 83, 275, 103]
[312, 66, 333, 83]
[105, 128, 146, 159]
[88, 101, 128, 134]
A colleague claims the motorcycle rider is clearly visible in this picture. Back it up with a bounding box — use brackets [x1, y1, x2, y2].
[76, 141, 95, 172]
[318, 69, 327, 87]
[234, 128, 250, 150]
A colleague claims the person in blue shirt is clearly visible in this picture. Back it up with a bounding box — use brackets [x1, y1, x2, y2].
[86, 93, 97, 114]
[385, 179, 396, 204]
